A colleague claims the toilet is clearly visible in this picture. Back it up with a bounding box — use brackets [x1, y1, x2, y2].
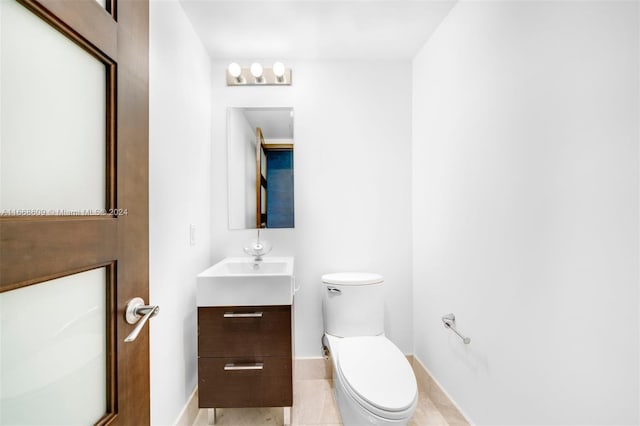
[322, 272, 418, 426]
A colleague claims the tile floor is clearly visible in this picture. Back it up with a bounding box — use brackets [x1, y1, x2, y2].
[192, 378, 452, 426]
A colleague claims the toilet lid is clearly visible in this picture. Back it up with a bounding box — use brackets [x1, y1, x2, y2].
[322, 272, 383, 285]
[337, 336, 417, 412]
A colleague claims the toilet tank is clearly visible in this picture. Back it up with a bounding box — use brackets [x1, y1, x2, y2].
[322, 272, 384, 337]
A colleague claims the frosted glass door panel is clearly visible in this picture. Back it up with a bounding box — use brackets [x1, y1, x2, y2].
[0, 268, 107, 425]
[0, 0, 106, 213]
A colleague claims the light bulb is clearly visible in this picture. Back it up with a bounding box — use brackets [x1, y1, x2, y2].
[250, 63, 263, 79]
[273, 61, 285, 77]
[228, 62, 242, 78]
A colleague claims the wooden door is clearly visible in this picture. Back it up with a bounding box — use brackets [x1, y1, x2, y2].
[0, 0, 150, 424]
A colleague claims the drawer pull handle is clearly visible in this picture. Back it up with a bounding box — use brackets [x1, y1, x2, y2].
[224, 312, 263, 318]
[224, 363, 264, 371]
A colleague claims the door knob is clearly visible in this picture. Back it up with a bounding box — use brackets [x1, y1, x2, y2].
[124, 297, 159, 343]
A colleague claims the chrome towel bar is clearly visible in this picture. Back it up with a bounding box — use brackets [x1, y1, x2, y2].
[442, 313, 471, 344]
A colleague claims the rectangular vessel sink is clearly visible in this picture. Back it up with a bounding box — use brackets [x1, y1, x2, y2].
[197, 257, 294, 307]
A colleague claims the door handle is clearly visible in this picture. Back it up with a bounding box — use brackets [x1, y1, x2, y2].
[124, 297, 159, 343]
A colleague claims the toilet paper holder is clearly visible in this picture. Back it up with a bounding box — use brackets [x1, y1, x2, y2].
[442, 313, 471, 344]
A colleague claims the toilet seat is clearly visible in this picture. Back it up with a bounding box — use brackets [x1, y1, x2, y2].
[336, 336, 417, 420]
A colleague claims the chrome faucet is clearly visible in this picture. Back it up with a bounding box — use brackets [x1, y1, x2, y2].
[243, 229, 271, 263]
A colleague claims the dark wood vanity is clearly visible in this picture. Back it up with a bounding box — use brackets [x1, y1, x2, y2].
[198, 305, 293, 422]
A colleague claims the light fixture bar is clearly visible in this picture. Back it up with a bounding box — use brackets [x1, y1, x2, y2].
[226, 64, 292, 86]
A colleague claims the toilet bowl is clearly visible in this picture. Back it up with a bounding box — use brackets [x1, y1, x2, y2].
[322, 273, 417, 426]
[325, 334, 417, 425]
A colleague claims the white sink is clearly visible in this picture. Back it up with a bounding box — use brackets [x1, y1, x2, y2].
[197, 257, 295, 306]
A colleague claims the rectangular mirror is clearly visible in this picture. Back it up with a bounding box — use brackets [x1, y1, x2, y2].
[227, 107, 294, 229]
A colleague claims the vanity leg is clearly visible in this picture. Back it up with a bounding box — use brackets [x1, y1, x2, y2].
[283, 406, 291, 426]
[207, 408, 216, 425]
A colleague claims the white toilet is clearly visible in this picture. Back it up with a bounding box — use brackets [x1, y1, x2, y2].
[322, 272, 418, 426]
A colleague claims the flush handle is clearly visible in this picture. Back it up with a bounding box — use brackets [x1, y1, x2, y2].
[327, 287, 342, 294]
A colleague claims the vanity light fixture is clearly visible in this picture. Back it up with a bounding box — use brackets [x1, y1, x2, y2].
[227, 62, 244, 84]
[250, 62, 264, 83]
[273, 61, 286, 83]
[226, 62, 292, 86]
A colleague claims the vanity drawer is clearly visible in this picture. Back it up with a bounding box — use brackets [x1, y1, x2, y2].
[198, 356, 293, 408]
[198, 305, 291, 357]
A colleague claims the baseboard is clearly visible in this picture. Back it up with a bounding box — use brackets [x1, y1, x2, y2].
[294, 356, 332, 380]
[411, 355, 471, 425]
[174, 386, 199, 426]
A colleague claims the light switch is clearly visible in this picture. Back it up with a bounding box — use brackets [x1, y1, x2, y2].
[190, 224, 197, 246]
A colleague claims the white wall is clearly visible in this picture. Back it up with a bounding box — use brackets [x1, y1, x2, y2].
[149, 1, 212, 424]
[210, 60, 413, 356]
[412, 1, 639, 425]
